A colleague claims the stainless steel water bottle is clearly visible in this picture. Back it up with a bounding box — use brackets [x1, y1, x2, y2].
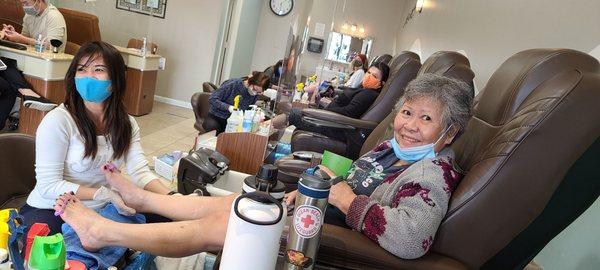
[284, 172, 331, 270]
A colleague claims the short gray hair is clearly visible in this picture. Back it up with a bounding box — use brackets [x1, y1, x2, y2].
[395, 73, 473, 142]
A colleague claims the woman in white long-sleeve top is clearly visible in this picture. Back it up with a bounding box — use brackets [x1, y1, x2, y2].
[22, 41, 173, 234]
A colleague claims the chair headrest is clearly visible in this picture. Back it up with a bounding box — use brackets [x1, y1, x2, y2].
[476, 49, 599, 126]
[388, 51, 421, 73]
[419, 51, 475, 87]
[435, 49, 600, 268]
[360, 51, 421, 123]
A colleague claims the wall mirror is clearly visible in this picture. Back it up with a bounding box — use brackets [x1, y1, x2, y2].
[326, 31, 373, 63]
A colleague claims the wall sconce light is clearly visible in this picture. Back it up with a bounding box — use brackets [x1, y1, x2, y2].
[416, 0, 424, 13]
[350, 24, 357, 32]
[359, 26, 365, 33]
[342, 22, 348, 30]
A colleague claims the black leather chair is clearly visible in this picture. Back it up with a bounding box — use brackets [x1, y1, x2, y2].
[0, 133, 36, 208]
[202, 82, 218, 93]
[191, 91, 211, 134]
[314, 48, 600, 269]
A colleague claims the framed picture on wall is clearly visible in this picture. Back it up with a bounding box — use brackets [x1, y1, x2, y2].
[116, 0, 168, 19]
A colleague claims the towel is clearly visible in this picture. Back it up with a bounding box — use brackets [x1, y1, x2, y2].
[61, 203, 146, 270]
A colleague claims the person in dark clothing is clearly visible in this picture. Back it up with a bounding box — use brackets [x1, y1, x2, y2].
[203, 71, 270, 135]
[0, 58, 31, 130]
[272, 62, 390, 142]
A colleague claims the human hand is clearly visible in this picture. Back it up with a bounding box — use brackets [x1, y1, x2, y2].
[283, 190, 298, 206]
[2, 24, 15, 33]
[4, 29, 25, 43]
[93, 186, 136, 216]
[317, 165, 336, 178]
[328, 181, 356, 214]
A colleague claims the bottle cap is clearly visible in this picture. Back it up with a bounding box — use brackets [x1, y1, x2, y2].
[256, 164, 278, 183]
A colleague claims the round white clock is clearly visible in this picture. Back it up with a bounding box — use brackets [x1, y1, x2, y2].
[270, 0, 293, 17]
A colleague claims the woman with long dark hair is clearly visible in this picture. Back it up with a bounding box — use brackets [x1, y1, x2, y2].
[21, 41, 172, 234]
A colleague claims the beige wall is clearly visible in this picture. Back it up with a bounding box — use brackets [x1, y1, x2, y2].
[395, 0, 600, 92]
[250, 0, 294, 72]
[55, 0, 225, 106]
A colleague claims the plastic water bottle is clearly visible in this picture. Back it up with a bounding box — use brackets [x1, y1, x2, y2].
[140, 37, 148, 57]
[242, 110, 254, 132]
[34, 34, 44, 53]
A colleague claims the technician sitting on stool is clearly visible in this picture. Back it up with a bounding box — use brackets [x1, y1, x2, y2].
[203, 71, 271, 135]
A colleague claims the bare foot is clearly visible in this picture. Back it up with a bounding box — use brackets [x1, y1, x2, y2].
[54, 194, 109, 251]
[101, 163, 147, 210]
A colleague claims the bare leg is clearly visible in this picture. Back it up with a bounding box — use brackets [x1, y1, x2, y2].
[56, 194, 229, 257]
[102, 166, 235, 221]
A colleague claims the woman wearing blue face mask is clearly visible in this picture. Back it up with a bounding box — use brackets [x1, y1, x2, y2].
[20, 41, 173, 235]
[284, 73, 473, 259]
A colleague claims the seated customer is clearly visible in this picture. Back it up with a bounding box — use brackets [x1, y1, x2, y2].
[284, 74, 473, 259]
[203, 72, 270, 135]
[343, 54, 368, 89]
[272, 62, 390, 142]
[53, 73, 472, 259]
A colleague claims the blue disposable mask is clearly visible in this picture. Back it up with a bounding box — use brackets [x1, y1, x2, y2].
[75, 77, 112, 103]
[23, 0, 39, 16]
[390, 126, 451, 163]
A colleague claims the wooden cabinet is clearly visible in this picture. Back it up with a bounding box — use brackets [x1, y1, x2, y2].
[123, 68, 157, 116]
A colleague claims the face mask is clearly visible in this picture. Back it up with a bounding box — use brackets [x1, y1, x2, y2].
[247, 85, 257, 96]
[75, 77, 112, 103]
[23, 0, 39, 16]
[362, 73, 381, 89]
[389, 126, 451, 163]
[278, 66, 283, 76]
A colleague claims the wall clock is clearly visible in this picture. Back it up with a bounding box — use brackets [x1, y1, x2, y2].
[270, 0, 293, 17]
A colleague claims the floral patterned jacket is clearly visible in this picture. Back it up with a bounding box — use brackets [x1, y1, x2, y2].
[345, 147, 462, 259]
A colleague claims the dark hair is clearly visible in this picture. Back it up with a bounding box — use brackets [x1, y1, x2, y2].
[64, 41, 132, 160]
[274, 60, 283, 76]
[371, 62, 390, 84]
[247, 71, 271, 89]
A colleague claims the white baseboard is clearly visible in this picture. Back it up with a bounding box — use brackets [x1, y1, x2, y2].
[154, 95, 192, 109]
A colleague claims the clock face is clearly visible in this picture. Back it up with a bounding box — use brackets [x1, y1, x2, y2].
[270, 0, 293, 17]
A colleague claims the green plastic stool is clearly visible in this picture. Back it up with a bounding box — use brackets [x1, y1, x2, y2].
[28, 233, 66, 270]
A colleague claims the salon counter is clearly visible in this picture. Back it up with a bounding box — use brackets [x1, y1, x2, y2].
[0, 45, 73, 135]
[1, 43, 165, 136]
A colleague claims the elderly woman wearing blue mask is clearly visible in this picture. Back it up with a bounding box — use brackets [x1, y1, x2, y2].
[285, 73, 473, 259]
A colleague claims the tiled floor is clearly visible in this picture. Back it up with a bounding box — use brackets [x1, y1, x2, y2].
[135, 101, 199, 168]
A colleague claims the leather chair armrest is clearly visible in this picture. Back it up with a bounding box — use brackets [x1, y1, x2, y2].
[301, 109, 379, 130]
[317, 224, 468, 270]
